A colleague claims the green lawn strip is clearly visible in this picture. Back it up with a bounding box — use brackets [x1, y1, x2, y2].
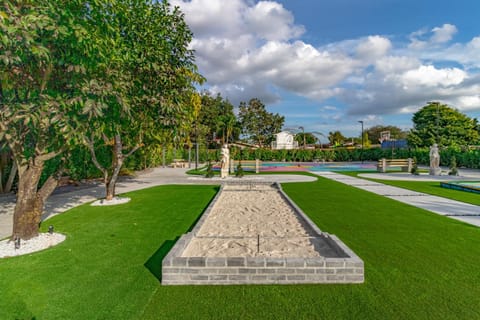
[0, 185, 219, 320]
[281, 177, 480, 319]
[143, 176, 480, 319]
[341, 171, 480, 206]
[1, 180, 480, 319]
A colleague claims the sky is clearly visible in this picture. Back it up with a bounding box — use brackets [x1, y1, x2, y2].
[170, 0, 480, 140]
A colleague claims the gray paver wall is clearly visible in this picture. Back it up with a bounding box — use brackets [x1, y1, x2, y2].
[162, 255, 364, 285]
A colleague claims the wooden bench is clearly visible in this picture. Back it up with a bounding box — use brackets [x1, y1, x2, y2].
[170, 159, 188, 168]
[377, 158, 414, 173]
[230, 159, 262, 173]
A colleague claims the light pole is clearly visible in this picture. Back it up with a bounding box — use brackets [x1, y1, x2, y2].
[358, 120, 364, 163]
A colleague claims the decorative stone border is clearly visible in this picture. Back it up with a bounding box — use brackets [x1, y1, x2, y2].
[162, 182, 364, 285]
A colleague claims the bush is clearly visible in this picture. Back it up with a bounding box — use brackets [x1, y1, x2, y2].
[449, 156, 459, 176]
[205, 161, 214, 178]
[410, 157, 420, 175]
[235, 162, 244, 177]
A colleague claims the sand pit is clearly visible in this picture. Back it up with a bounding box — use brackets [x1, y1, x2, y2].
[162, 182, 364, 285]
[182, 184, 321, 258]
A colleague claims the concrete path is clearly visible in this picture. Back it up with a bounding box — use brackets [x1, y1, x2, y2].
[0, 168, 316, 239]
[3, 167, 480, 239]
[312, 171, 480, 227]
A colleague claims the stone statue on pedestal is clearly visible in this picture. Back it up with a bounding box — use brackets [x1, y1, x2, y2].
[429, 143, 441, 175]
[220, 144, 230, 178]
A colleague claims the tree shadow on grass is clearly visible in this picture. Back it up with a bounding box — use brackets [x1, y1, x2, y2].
[144, 237, 179, 282]
[145, 186, 221, 282]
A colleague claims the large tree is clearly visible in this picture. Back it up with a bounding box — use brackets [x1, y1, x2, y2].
[408, 102, 480, 148]
[198, 93, 240, 147]
[0, 0, 99, 239]
[238, 98, 284, 147]
[294, 132, 318, 146]
[328, 131, 346, 147]
[366, 125, 408, 143]
[81, 0, 201, 200]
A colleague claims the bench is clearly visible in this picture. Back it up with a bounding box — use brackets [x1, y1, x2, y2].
[170, 159, 188, 168]
[230, 159, 262, 173]
[377, 158, 414, 173]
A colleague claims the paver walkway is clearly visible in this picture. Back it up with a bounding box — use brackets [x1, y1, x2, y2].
[0, 168, 316, 239]
[311, 171, 480, 227]
[2, 168, 480, 239]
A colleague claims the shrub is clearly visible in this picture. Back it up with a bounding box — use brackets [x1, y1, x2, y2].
[449, 156, 459, 176]
[235, 162, 244, 177]
[205, 161, 214, 178]
[410, 157, 420, 175]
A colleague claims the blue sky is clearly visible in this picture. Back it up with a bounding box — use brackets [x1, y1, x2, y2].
[171, 0, 480, 140]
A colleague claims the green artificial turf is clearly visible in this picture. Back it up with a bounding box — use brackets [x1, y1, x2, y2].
[1, 178, 480, 319]
[342, 171, 480, 206]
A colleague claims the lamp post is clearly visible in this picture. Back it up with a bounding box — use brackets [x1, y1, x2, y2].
[358, 120, 364, 163]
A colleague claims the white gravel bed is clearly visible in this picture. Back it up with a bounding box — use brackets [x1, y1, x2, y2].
[0, 233, 66, 259]
[91, 197, 131, 206]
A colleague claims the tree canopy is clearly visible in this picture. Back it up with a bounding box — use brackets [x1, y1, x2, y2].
[328, 131, 346, 147]
[408, 102, 480, 148]
[0, 0, 102, 239]
[80, 0, 201, 200]
[198, 93, 240, 147]
[366, 125, 408, 143]
[0, 0, 201, 238]
[238, 98, 284, 147]
[295, 132, 318, 146]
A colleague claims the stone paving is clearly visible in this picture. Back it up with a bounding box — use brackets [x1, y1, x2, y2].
[0, 168, 316, 239]
[2, 167, 480, 240]
[312, 171, 480, 227]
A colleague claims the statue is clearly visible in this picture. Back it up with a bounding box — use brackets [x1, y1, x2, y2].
[429, 143, 441, 175]
[220, 144, 230, 178]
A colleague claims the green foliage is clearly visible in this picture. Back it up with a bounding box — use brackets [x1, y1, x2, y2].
[410, 156, 420, 175]
[80, 0, 202, 185]
[0, 0, 91, 170]
[449, 156, 458, 176]
[408, 102, 479, 148]
[367, 125, 408, 143]
[198, 93, 240, 147]
[295, 132, 318, 146]
[238, 98, 285, 147]
[235, 162, 244, 177]
[205, 161, 214, 178]
[328, 131, 346, 146]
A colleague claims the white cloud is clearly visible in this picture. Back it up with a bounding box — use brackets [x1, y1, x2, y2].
[408, 23, 457, 49]
[355, 36, 392, 62]
[245, 1, 305, 41]
[401, 65, 467, 88]
[171, 0, 247, 38]
[171, 1, 480, 123]
[431, 36, 480, 69]
[431, 24, 458, 43]
[374, 56, 420, 75]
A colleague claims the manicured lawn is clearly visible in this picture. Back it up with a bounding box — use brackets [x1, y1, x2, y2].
[343, 171, 480, 206]
[1, 178, 480, 319]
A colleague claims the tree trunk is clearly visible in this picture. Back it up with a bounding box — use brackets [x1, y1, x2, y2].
[105, 135, 124, 201]
[5, 161, 17, 193]
[12, 161, 59, 240]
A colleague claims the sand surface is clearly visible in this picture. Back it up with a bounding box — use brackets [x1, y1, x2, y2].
[181, 184, 322, 257]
